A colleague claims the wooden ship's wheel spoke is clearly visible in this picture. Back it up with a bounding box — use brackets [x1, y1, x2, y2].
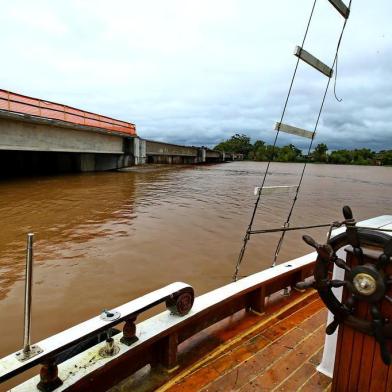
[301, 206, 392, 365]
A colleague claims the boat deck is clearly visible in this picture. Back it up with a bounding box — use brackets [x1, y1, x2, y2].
[111, 290, 331, 391]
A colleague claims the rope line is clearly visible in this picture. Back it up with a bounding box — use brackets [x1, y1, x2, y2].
[233, 0, 318, 281]
[333, 53, 343, 102]
[233, 0, 353, 280]
[249, 222, 339, 235]
[271, 0, 353, 267]
[249, 223, 392, 235]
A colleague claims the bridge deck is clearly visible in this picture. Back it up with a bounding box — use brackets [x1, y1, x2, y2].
[0, 89, 136, 136]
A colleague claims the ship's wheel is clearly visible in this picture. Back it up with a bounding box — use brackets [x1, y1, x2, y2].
[302, 206, 392, 365]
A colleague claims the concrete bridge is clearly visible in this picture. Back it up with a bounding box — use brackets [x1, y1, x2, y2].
[0, 89, 242, 175]
[145, 140, 231, 164]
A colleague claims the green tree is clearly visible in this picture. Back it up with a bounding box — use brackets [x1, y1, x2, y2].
[253, 140, 266, 150]
[214, 133, 388, 166]
[312, 143, 328, 162]
[351, 148, 374, 165]
[253, 140, 267, 161]
[276, 144, 302, 162]
[265, 145, 277, 161]
[376, 150, 392, 165]
[214, 134, 253, 158]
[329, 149, 353, 164]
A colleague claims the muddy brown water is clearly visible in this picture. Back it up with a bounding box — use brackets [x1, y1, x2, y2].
[0, 162, 391, 388]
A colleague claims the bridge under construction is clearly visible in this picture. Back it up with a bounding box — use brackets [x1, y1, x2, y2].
[0, 89, 242, 175]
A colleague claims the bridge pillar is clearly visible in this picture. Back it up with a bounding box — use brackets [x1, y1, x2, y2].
[79, 154, 95, 172]
[130, 137, 146, 165]
[197, 148, 206, 163]
[78, 153, 128, 172]
[95, 154, 123, 171]
[140, 139, 146, 164]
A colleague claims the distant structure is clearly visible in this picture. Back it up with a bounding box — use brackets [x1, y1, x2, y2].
[0, 89, 242, 175]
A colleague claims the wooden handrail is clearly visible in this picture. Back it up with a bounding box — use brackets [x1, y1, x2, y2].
[6, 254, 316, 391]
[0, 282, 194, 386]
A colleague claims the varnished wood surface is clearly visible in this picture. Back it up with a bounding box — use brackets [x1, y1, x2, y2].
[111, 291, 331, 391]
[332, 251, 392, 392]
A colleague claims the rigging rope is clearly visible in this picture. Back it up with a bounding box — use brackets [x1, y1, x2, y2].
[232, 0, 318, 281]
[233, 0, 353, 281]
[271, 0, 353, 267]
[249, 222, 340, 235]
[249, 223, 392, 235]
[333, 53, 343, 102]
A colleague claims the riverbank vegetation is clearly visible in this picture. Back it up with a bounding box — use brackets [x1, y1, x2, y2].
[213, 134, 392, 166]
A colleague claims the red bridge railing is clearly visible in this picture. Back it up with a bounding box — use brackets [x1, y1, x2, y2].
[0, 89, 136, 136]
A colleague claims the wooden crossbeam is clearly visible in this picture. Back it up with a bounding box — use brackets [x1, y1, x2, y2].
[294, 46, 333, 78]
[254, 185, 299, 196]
[275, 122, 314, 139]
[328, 0, 350, 19]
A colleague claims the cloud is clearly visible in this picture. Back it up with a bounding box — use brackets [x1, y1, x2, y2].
[0, 1, 391, 151]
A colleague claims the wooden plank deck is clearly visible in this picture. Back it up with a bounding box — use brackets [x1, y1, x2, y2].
[111, 291, 331, 392]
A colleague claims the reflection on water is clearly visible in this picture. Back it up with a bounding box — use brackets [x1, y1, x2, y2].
[0, 162, 391, 364]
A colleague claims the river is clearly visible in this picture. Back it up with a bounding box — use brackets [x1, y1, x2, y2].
[0, 162, 391, 381]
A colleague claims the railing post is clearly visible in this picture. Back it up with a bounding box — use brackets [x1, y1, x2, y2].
[37, 360, 63, 392]
[15, 234, 43, 362]
[248, 285, 267, 315]
[23, 233, 34, 354]
[292, 268, 307, 288]
[120, 315, 138, 346]
[161, 333, 179, 371]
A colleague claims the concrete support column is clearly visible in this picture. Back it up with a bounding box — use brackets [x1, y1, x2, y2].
[130, 137, 146, 165]
[120, 138, 132, 169]
[139, 139, 146, 164]
[95, 154, 121, 171]
[197, 147, 206, 163]
[79, 154, 95, 172]
[201, 148, 206, 163]
[132, 137, 140, 165]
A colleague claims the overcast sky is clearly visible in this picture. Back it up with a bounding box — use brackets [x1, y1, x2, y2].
[1, 0, 391, 150]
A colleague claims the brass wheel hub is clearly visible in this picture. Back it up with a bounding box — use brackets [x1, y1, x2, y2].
[353, 273, 377, 296]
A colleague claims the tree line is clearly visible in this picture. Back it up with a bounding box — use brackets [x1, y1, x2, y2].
[213, 134, 392, 166]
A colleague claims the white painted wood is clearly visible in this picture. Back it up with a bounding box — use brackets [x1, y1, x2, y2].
[294, 46, 333, 78]
[317, 215, 392, 378]
[275, 122, 314, 139]
[316, 246, 345, 378]
[328, 0, 350, 19]
[331, 215, 392, 237]
[254, 185, 298, 196]
[0, 282, 190, 382]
